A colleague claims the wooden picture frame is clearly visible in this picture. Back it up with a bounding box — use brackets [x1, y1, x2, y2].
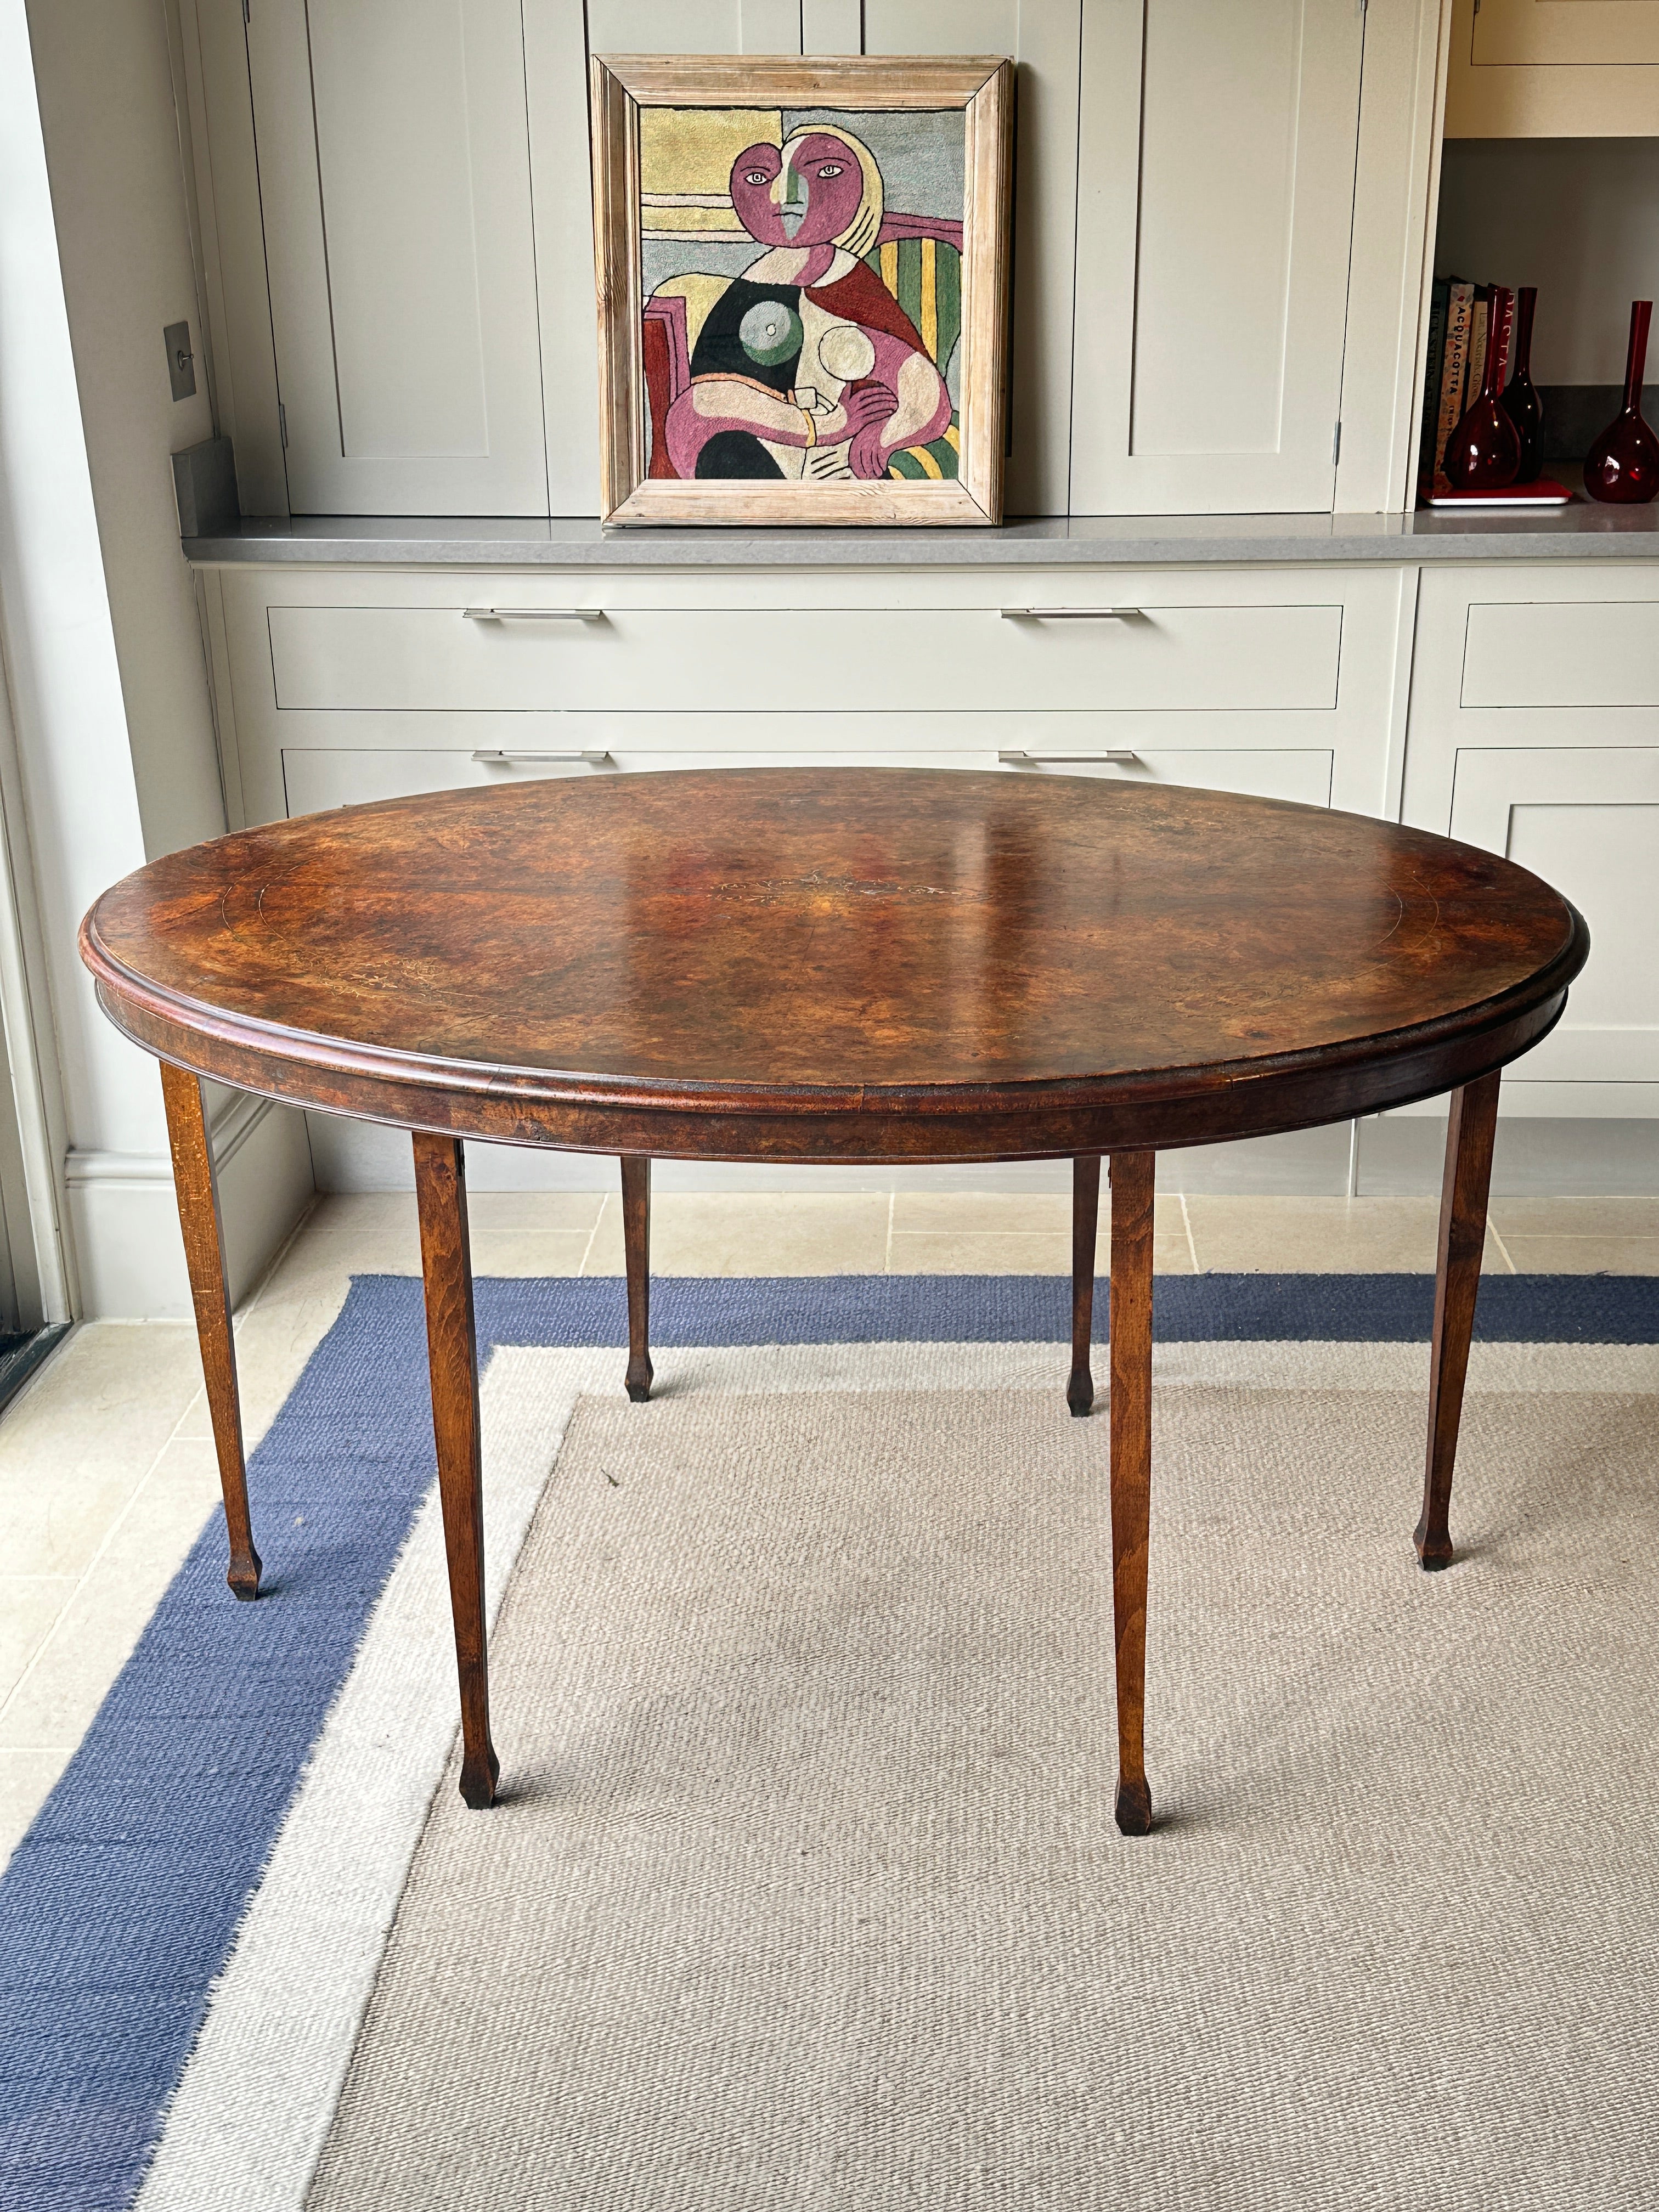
[590, 54, 1013, 526]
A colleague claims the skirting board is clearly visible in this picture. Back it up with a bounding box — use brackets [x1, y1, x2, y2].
[66, 1097, 314, 1318]
[1361, 1115, 1659, 1199]
[304, 1114, 1353, 1199]
[1386, 1082, 1659, 1119]
[304, 1110, 1658, 1201]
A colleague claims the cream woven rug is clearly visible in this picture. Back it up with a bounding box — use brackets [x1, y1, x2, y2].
[279, 1347, 1656, 2211]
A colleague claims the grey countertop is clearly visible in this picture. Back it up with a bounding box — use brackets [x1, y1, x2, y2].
[182, 487, 1659, 569]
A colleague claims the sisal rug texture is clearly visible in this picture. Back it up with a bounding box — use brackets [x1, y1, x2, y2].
[309, 1373, 1659, 2212]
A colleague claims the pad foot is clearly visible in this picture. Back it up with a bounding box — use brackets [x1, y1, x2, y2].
[1114, 1778, 1153, 1836]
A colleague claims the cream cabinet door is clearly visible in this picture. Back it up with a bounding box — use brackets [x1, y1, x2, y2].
[1402, 566, 1659, 828]
[587, 1, 853, 49]
[1472, 0, 1659, 66]
[1449, 749, 1659, 1098]
[1403, 566, 1659, 1109]
[1069, 0, 1364, 515]
[1445, 0, 1659, 132]
[585, 2, 743, 49]
[861, 3, 1082, 517]
[246, 0, 549, 515]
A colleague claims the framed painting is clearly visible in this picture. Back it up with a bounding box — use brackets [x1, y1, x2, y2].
[590, 55, 1013, 526]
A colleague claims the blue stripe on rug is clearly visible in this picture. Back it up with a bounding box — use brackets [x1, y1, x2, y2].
[0, 1282, 438, 2211]
[469, 1271, 1659, 1347]
[1, 1268, 1654, 2209]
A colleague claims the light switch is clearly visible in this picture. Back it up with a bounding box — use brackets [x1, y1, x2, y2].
[164, 320, 196, 403]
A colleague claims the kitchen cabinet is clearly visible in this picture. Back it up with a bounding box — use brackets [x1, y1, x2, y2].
[264, 599, 1345, 717]
[177, 0, 1412, 518]
[205, 561, 1407, 826]
[1069, 0, 1365, 515]
[200, 0, 1085, 518]
[1444, 0, 1659, 136]
[244, 0, 552, 515]
[1402, 563, 1659, 1113]
[1449, 747, 1659, 1102]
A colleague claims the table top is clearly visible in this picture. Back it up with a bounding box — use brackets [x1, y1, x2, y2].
[81, 770, 1588, 1164]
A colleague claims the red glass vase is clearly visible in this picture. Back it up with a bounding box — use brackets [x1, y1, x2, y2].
[1500, 285, 1544, 483]
[1584, 300, 1659, 504]
[1443, 287, 1521, 490]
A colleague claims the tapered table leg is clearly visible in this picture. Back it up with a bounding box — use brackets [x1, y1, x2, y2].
[1068, 1155, 1102, 1417]
[159, 1062, 260, 1600]
[622, 1155, 653, 1403]
[1108, 1149, 1156, 1836]
[413, 1130, 499, 1809]
[1415, 1070, 1502, 1571]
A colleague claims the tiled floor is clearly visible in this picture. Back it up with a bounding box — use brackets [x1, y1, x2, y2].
[2, 1188, 1655, 1869]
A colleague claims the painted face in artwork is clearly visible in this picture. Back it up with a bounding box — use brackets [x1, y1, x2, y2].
[729, 133, 864, 249]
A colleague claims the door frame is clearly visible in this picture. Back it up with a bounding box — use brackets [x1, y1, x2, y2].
[0, 628, 75, 1330]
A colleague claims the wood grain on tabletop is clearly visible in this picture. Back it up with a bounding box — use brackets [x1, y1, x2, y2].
[81, 768, 1586, 1102]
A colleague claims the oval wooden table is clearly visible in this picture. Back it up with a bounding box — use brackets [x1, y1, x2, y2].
[80, 770, 1588, 1832]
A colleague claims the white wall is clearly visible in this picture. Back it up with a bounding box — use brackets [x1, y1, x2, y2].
[0, 0, 312, 1318]
[1436, 138, 1659, 383]
[25, 0, 227, 860]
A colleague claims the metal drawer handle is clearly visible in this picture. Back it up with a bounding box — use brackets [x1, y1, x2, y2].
[998, 607, 1146, 620]
[462, 606, 605, 622]
[999, 749, 1141, 766]
[471, 749, 612, 765]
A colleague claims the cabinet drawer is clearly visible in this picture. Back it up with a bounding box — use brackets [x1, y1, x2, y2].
[1462, 600, 1659, 710]
[281, 744, 1335, 817]
[267, 601, 1345, 717]
[994, 747, 1331, 806]
[283, 748, 986, 814]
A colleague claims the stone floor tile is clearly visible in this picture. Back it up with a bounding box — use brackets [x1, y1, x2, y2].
[251, 1226, 422, 1310]
[1500, 1235, 1659, 1277]
[467, 1229, 597, 1278]
[466, 1192, 606, 1239]
[1185, 1196, 1510, 1275]
[1491, 1196, 1659, 1240]
[583, 1193, 890, 1277]
[0, 1323, 201, 1481]
[885, 1229, 1197, 1276]
[175, 1293, 351, 1447]
[888, 1190, 1186, 1236]
[0, 1746, 72, 1877]
[0, 1578, 74, 1703]
[303, 1192, 411, 1234]
[0, 1466, 159, 1582]
[0, 1476, 217, 1750]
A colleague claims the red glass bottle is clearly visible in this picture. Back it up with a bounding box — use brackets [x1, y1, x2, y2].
[1584, 300, 1659, 504]
[1443, 286, 1521, 491]
[1500, 285, 1544, 483]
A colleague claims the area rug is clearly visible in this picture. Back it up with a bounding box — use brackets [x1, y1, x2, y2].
[2, 1276, 1657, 2211]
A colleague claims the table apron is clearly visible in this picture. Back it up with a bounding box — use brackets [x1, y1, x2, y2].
[98, 985, 1568, 1164]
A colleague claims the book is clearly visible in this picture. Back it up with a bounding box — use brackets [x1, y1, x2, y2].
[1418, 277, 1451, 491]
[1433, 280, 1476, 492]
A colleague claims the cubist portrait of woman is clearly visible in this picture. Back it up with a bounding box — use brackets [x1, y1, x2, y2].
[639, 106, 965, 485]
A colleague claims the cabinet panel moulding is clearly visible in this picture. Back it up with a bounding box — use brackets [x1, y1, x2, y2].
[1444, 0, 1659, 136]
